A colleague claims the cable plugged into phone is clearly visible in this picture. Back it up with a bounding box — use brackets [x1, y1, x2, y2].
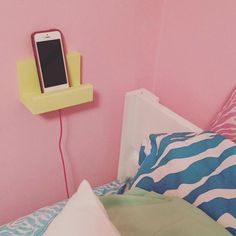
[58, 110, 70, 199]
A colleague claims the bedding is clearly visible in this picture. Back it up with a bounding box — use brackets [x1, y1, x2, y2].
[101, 187, 230, 236]
[132, 131, 236, 235]
[44, 180, 120, 236]
[0, 179, 128, 236]
[209, 86, 236, 142]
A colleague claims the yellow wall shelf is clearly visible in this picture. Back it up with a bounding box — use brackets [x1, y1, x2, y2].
[17, 52, 93, 115]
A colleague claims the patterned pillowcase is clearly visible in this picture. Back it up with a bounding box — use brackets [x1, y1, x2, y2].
[209, 87, 236, 143]
[131, 131, 236, 235]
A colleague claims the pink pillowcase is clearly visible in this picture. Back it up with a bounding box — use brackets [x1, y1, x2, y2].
[209, 87, 236, 143]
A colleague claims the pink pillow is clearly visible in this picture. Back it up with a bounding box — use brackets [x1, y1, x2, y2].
[209, 87, 236, 142]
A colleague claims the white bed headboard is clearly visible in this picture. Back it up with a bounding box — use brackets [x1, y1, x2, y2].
[117, 89, 202, 180]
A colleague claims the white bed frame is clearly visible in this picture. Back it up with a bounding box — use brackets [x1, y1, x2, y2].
[118, 89, 202, 180]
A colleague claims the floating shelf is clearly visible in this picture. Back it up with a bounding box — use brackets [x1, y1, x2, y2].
[17, 52, 93, 115]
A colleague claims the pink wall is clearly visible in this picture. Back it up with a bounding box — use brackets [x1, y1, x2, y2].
[0, 1, 163, 224]
[154, 0, 236, 128]
[2, 0, 234, 225]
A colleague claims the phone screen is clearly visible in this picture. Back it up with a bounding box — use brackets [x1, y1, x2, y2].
[36, 39, 67, 88]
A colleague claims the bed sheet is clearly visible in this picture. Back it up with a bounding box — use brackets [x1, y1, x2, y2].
[0, 179, 130, 236]
[101, 188, 231, 236]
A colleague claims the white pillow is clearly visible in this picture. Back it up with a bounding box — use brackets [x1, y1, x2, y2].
[43, 180, 120, 236]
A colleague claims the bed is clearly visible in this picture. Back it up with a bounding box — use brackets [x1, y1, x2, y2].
[1, 88, 235, 235]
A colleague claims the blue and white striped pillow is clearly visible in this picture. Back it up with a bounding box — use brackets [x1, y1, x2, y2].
[132, 131, 236, 235]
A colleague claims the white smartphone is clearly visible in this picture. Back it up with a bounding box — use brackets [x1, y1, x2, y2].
[32, 29, 70, 93]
